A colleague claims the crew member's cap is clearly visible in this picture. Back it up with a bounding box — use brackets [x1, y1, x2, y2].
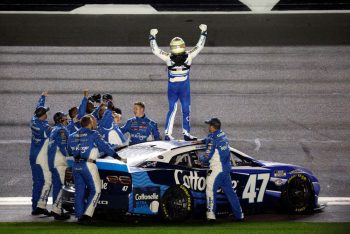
[34, 106, 50, 118]
[102, 93, 113, 101]
[53, 111, 68, 124]
[205, 117, 221, 129]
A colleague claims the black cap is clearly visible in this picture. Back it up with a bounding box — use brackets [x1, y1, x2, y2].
[53, 111, 67, 124]
[205, 117, 221, 129]
[88, 93, 101, 103]
[102, 93, 113, 101]
[34, 106, 50, 118]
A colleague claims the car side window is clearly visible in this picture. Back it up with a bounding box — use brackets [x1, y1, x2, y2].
[170, 153, 192, 168]
[191, 149, 208, 169]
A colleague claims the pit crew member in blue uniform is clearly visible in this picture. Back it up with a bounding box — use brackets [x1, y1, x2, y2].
[97, 102, 126, 147]
[68, 115, 126, 224]
[67, 90, 90, 134]
[200, 118, 244, 221]
[120, 102, 160, 145]
[30, 91, 52, 216]
[149, 24, 207, 141]
[48, 112, 70, 220]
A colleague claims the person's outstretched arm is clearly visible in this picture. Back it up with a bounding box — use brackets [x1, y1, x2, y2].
[188, 24, 207, 59]
[36, 91, 48, 109]
[149, 28, 170, 62]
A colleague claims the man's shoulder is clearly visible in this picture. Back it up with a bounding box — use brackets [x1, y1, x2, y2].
[126, 117, 136, 123]
[144, 116, 157, 125]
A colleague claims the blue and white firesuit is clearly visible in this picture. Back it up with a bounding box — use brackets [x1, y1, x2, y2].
[98, 109, 126, 147]
[67, 96, 88, 134]
[200, 129, 243, 220]
[48, 123, 68, 214]
[29, 95, 52, 211]
[120, 115, 160, 145]
[150, 31, 207, 136]
[68, 128, 117, 218]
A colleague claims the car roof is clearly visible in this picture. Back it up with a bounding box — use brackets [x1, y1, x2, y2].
[118, 140, 257, 167]
[118, 140, 204, 166]
[133, 140, 200, 150]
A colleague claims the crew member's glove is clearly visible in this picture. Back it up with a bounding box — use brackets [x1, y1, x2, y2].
[113, 152, 127, 163]
[113, 152, 121, 160]
[107, 101, 115, 110]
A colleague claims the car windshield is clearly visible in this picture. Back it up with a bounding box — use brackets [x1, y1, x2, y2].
[118, 145, 166, 166]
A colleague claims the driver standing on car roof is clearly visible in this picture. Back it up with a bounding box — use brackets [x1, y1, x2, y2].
[199, 118, 244, 222]
[68, 115, 126, 224]
[149, 24, 207, 141]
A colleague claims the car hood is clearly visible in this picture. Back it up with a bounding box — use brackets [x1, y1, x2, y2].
[259, 160, 314, 175]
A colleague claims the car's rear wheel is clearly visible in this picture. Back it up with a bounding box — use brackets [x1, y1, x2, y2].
[283, 174, 314, 213]
[160, 185, 192, 222]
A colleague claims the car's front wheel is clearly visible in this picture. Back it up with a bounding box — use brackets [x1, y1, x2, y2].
[160, 185, 192, 222]
[282, 174, 314, 213]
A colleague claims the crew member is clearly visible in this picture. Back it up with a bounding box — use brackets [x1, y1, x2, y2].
[67, 90, 90, 134]
[200, 118, 244, 221]
[149, 24, 207, 141]
[97, 102, 127, 147]
[68, 115, 126, 224]
[30, 91, 52, 216]
[48, 112, 70, 220]
[120, 102, 160, 145]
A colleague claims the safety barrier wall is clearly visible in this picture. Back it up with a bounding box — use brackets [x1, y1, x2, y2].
[1, 0, 350, 11]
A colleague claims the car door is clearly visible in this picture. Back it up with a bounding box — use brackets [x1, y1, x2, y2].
[230, 150, 272, 208]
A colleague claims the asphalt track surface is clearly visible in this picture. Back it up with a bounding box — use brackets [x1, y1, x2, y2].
[0, 13, 350, 222]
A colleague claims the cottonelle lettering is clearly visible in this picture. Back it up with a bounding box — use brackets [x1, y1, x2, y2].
[174, 170, 238, 192]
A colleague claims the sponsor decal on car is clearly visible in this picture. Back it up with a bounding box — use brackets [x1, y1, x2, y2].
[133, 187, 160, 213]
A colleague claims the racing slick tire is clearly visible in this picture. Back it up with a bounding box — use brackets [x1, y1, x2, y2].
[282, 174, 314, 214]
[160, 185, 193, 222]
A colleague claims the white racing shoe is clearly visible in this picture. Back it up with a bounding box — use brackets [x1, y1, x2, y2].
[164, 135, 175, 141]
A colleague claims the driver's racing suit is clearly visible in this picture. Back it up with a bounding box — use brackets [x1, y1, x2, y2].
[150, 31, 207, 137]
[200, 129, 243, 220]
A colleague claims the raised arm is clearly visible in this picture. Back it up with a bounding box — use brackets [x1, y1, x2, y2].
[77, 89, 89, 120]
[149, 28, 170, 62]
[187, 24, 207, 59]
[36, 91, 48, 109]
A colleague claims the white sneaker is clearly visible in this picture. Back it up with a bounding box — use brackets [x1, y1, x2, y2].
[164, 135, 175, 141]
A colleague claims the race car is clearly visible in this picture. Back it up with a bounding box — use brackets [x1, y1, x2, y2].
[62, 140, 322, 221]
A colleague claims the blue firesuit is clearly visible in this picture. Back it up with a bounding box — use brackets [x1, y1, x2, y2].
[68, 128, 118, 218]
[150, 31, 207, 136]
[29, 95, 52, 211]
[200, 129, 243, 220]
[120, 115, 160, 145]
[48, 123, 69, 214]
[67, 96, 88, 134]
[97, 109, 126, 147]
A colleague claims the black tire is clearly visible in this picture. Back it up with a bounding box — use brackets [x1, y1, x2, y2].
[160, 185, 192, 222]
[283, 174, 314, 213]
